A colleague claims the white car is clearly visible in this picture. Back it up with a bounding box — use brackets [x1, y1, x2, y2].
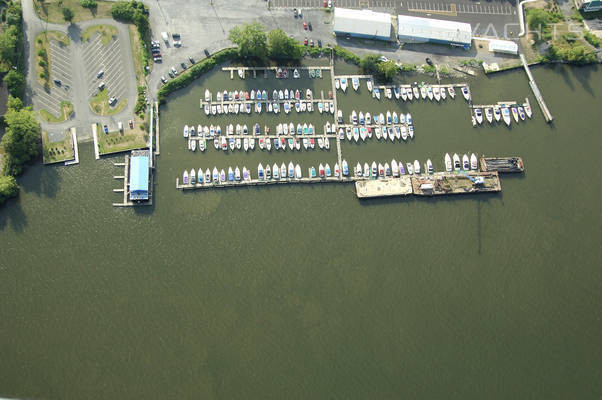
[108, 96, 117, 105]
[170, 66, 178, 75]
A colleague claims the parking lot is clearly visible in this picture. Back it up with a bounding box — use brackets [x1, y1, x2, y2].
[81, 32, 128, 103]
[35, 38, 72, 117]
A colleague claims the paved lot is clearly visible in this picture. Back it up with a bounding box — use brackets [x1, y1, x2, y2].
[82, 33, 128, 102]
[36, 38, 72, 117]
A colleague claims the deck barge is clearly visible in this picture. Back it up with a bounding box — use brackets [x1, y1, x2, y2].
[411, 172, 501, 196]
[479, 157, 524, 173]
[355, 177, 413, 198]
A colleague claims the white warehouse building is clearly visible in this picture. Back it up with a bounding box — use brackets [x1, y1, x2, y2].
[333, 8, 393, 41]
[397, 15, 472, 49]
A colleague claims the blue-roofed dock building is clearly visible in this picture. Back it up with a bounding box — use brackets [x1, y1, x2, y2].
[129, 150, 151, 202]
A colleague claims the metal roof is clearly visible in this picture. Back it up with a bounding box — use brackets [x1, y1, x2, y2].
[397, 15, 472, 46]
[130, 155, 149, 196]
[488, 39, 518, 54]
[333, 8, 392, 39]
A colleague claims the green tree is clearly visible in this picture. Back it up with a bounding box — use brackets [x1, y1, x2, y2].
[6, 1, 22, 27]
[527, 8, 550, 31]
[0, 25, 20, 66]
[1, 107, 41, 175]
[378, 60, 399, 81]
[0, 175, 19, 205]
[360, 54, 381, 75]
[62, 7, 74, 22]
[80, 0, 98, 10]
[268, 29, 303, 60]
[3, 70, 26, 99]
[37, 48, 47, 58]
[228, 22, 268, 59]
[7, 95, 24, 111]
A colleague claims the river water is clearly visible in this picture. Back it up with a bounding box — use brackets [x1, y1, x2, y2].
[1, 63, 601, 399]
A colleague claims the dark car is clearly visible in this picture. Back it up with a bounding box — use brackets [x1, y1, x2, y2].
[103, 125, 109, 134]
[188, 56, 195, 64]
[180, 62, 187, 70]
[318, 39, 322, 47]
[204, 49, 210, 57]
[168, 70, 174, 78]
[426, 57, 433, 66]
[293, 8, 298, 17]
[53, 78, 61, 86]
[308, 22, 312, 31]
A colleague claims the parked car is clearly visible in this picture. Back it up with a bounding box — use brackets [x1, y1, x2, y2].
[180, 62, 187, 70]
[172, 33, 182, 47]
[96, 70, 104, 78]
[168, 71, 174, 78]
[204, 49, 210, 57]
[108, 96, 117, 105]
[308, 22, 312, 31]
[98, 82, 105, 91]
[310, 39, 314, 47]
[303, 21, 307, 30]
[53, 78, 61, 86]
[304, 38, 308, 46]
[188, 56, 195, 64]
[318, 39, 322, 47]
[171, 66, 178, 75]
[129, 120, 134, 129]
[293, 8, 298, 17]
[153, 56, 162, 62]
[161, 76, 167, 83]
[103, 124, 109, 134]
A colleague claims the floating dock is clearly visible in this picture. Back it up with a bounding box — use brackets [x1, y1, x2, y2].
[411, 172, 501, 196]
[355, 177, 413, 198]
[520, 54, 553, 123]
[479, 157, 524, 173]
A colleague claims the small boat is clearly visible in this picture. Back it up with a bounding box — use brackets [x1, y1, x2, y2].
[235, 167, 241, 181]
[375, 126, 381, 140]
[238, 68, 244, 79]
[352, 77, 359, 91]
[371, 162, 378, 177]
[453, 153, 461, 171]
[427, 86, 434, 101]
[474, 108, 483, 124]
[384, 162, 391, 177]
[427, 159, 434, 174]
[306, 89, 312, 99]
[400, 126, 407, 141]
[295, 164, 302, 179]
[364, 163, 371, 178]
[382, 126, 388, 141]
[401, 87, 408, 101]
[325, 163, 332, 177]
[204, 89, 211, 102]
[337, 109, 343, 123]
[461, 86, 470, 101]
[373, 87, 381, 100]
[318, 102, 323, 114]
[310, 69, 315, 78]
[399, 161, 405, 175]
[433, 86, 440, 101]
[335, 78, 340, 90]
[511, 107, 519, 123]
[204, 104, 210, 115]
[351, 110, 357, 125]
[408, 125, 415, 139]
[365, 112, 371, 124]
[212, 167, 219, 183]
[385, 88, 392, 99]
[293, 69, 299, 79]
[182, 170, 189, 185]
[393, 87, 400, 99]
[258, 163, 265, 180]
[190, 139, 196, 152]
[304, 101, 310, 112]
[199, 139, 205, 152]
[283, 69, 288, 79]
[219, 169, 226, 183]
[251, 90, 256, 100]
[502, 107, 511, 126]
[266, 137, 272, 151]
[281, 163, 287, 179]
[394, 127, 401, 140]
[317, 137, 324, 149]
[259, 138, 265, 150]
[334, 163, 339, 177]
[205, 168, 211, 183]
[243, 137, 249, 152]
[518, 106, 526, 121]
[413, 86, 420, 99]
[228, 167, 234, 182]
[284, 90, 289, 100]
[359, 127, 366, 141]
[440, 87, 447, 100]
[378, 163, 384, 178]
[524, 104, 532, 118]
[420, 86, 427, 99]
[324, 102, 330, 114]
[386, 111, 392, 124]
[324, 137, 330, 150]
[355, 162, 362, 177]
[445, 153, 452, 172]
[235, 137, 241, 150]
[310, 166, 317, 178]
[359, 111, 364, 124]
[462, 154, 470, 171]
[340, 78, 347, 92]
[265, 164, 271, 180]
[319, 163, 325, 178]
[367, 80, 373, 92]
[448, 86, 455, 98]
[288, 162, 295, 178]
[406, 162, 413, 175]
[284, 102, 290, 114]
[353, 127, 360, 142]
[493, 106, 501, 122]
[272, 163, 280, 180]
[262, 90, 267, 100]
[183, 125, 189, 138]
[392, 112, 398, 124]
[243, 167, 250, 181]
[379, 113, 385, 125]
[391, 160, 399, 177]
[470, 153, 478, 170]
[485, 108, 493, 124]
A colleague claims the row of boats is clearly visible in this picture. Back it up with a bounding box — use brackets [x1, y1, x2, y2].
[237, 67, 307, 80]
[472, 103, 532, 126]
[181, 153, 480, 185]
[349, 110, 412, 126]
[204, 88, 317, 103]
[335, 77, 470, 102]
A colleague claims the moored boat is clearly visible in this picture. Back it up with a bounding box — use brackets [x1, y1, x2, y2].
[453, 153, 461, 171]
[445, 153, 452, 172]
[462, 154, 470, 171]
[413, 159, 421, 175]
[470, 153, 478, 170]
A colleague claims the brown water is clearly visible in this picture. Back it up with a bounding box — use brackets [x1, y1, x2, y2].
[1, 63, 601, 399]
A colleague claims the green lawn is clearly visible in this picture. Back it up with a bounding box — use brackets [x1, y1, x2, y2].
[33, 0, 113, 23]
[90, 88, 127, 116]
[41, 131, 74, 164]
[96, 124, 148, 155]
[39, 101, 73, 123]
[82, 24, 118, 45]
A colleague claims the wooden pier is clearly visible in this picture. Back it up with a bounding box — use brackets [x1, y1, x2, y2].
[223, 65, 331, 80]
[355, 177, 413, 198]
[479, 157, 524, 173]
[411, 172, 501, 196]
[520, 54, 553, 123]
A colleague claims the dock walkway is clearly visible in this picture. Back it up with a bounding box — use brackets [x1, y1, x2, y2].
[65, 128, 79, 166]
[520, 54, 553, 122]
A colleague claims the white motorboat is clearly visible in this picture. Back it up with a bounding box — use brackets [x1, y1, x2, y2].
[367, 80, 373, 92]
[461, 86, 470, 101]
[373, 88, 381, 100]
[340, 78, 347, 92]
[406, 162, 413, 175]
[440, 87, 447, 100]
[474, 108, 483, 124]
[190, 139, 196, 152]
[427, 86, 434, 101]
[433, 86, 440, 101]
[427, 159, 434, 174]
[511, 107, 519, 123]
[281, 163, 287, 180]
[401, 87, 407, 101]
[493, 106, 501, 122]
[273, 163, 280, 179]
[518, 106, 526, 121]
[502, 107, 511, 126]
[448, 86, 455, 98]
[524, 104, 533, 118]
[199, 139, 205, 152]
[393, 87, 400, 99]
[470, 153, 478, 170]
[414, 160, 421, 175]
[385, 88, 392, 99]
[183, 125, 189, 138]
[453, 153, 461, 171]
[258, 163, 264, 180]
[364, 163, 371, 178]
[391, 160, 399, 177]
[413, 86, 420, 99]
[462, 154, 470, 171]
[265, 164, 271, 179]
[189, 169, 196, 184]
[355, 162, 362, 177]
[445, 153, 452, 172]
[182, 170, 189, 185]
[335, 78, 340, 89]
[352, 77, 359, 91]
[485, 108, 493, 124]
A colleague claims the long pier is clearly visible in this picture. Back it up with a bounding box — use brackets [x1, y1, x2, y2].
[176, 171, 502, 199]
[222, 65, 331, 79]
[520, 54, 553, 123]
[329, 53, 342, 180]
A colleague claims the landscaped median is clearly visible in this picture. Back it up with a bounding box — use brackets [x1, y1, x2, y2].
[41, 131, 74, 164]
[90, 89, 127, 116]
[95, 123, 148, 155]
[35, 31, 69, 88]
[33, 0, 114, 23]
[40, 101, 74, 123]
[81, 24, 118, 45]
